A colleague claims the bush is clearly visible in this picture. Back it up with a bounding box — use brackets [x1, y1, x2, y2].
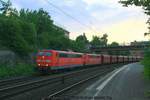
[0, 17, 33, 57]
[0, 63, 35, 78]
[142, 49, 150, 79]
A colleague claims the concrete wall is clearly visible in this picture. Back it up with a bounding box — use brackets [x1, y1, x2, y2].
[0, 50, 16, 65]
[0, 50, 36, 65]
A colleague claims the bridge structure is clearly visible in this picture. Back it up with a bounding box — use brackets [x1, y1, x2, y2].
[90, 45, 150, 57]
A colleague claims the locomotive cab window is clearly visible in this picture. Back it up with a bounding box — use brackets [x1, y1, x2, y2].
[37, 52, 52, 56]
[37, 52, 45, 56]
[45, 52, 52, 56]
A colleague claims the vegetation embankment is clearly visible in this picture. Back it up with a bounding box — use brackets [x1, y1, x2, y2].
[141, 49, 150, 79]
[0, 63, 35, 78]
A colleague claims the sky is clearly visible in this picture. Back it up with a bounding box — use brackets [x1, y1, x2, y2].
[10, 0, 149, 44]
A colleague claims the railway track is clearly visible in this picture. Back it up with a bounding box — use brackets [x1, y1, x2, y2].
[43, 69, 111, 100]
[0, 76, 39, 88]
[0, 64, 122, 100]
[0, 68, 87, 89]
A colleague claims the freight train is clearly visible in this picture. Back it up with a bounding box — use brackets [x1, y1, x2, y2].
[36, 50, 141, 72]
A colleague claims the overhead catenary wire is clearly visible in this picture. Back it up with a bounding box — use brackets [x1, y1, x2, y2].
[44, 0, 98, 34]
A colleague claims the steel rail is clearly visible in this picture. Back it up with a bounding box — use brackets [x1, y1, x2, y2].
[0, 66, 110, 99]
[42, 69, 112, 100]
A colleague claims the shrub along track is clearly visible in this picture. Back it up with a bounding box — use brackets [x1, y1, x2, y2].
[0, 64, 124, 100]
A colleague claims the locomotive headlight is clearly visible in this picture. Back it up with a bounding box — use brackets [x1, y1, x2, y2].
[38, 64, 40, 66]
[45, 60, 51, 62]
[46, 64, 48, 66]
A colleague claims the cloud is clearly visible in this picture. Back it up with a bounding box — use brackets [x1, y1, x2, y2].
[12, 2, 21, 10]
[11, 0, 148, 43]
[82, 0, 101, 5]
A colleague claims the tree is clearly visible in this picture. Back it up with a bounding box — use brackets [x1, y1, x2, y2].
[109, 42, 119, 47]
[100, 33, 108, 47]
[19, 8, 70, 50]
[19, 20, 36, 50]
[0, 17, 31, 57]
[74, 33, 89, 52]
[0, 0, 92, 59]
[76, 33, 88, 44]
[19, 9, 53, 35]
[0, 0, 12, 15]
[48, 35, 71, 50]
[91, 34, 108, 47]
[91, 36, 101, 47]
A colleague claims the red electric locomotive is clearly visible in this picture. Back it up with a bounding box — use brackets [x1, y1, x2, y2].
[36, 50, 83, 72]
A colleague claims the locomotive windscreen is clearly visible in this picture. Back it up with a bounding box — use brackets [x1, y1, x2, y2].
[37, 52, 52, 56]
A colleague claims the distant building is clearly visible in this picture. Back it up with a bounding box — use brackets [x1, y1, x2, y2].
[53, 25, 70, 38]
[130, 41, 150, 57]
[130, 41, 150, 46]
[130, 50, 144, 57]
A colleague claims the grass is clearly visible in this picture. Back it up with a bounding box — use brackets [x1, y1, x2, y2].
[0, 63, 36, 78]
[140, 49, 150, 79]
[145, 90, 150, 98]
[141, 53, 150, 80]
[141, 60, 150, 80]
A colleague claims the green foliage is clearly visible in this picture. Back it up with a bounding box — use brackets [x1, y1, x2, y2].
[0, 0, 12, 15]
[76, 33, 88, 43]
[120, 0, 150, 17]
[0, 6, 72, 58]
[101, 34, 108, 47]
[18, 8, 70, 50]
[119, 0, 149, 9]
[19, 21, 36, 50]
[91, 36, 101, 47]
[49, 35, 71, 50]
[109, 42, 119, 47]
[0, 17, 32, 57]
[141, 49, 150, 79]
[74, 33, 89, 52]
[0, 63, 35, 78]
[90, 34, 108, 47]
[19, 9, 53, 35]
